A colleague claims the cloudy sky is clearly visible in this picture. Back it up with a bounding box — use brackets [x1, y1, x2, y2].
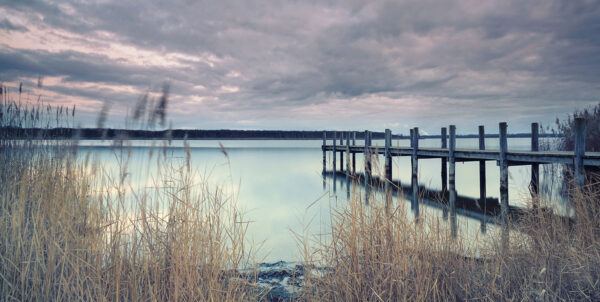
[1, 0, 599, 134]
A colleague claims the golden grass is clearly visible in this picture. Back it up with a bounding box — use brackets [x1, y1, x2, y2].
[0, 89, 260, 300]
[300, 178, 600, 301]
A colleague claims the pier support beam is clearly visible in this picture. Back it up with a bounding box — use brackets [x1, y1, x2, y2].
[364, 130, 372, 204]
[322, 131, 327, 175]
[385, 129, 392, 207]
[478, 126, 486, 210]
[333, 131, 337, 173]
[346, 132, 351, 175]
[499, 122, 509, 252]
[345, 132, 351, 198]
[385, 129, 392, 181]
[333, 131, 338, 193]
[441, 127, 447, 194]
[499, 122, 509, 220]
[479, 125, 487, 233]
[352, 131, 356, 174]
[411, 127, 420, 216]
[339, 133, 344, 171]
[530, 123, 539, 208]
[449, 125, 457, 237]
[574, 117, 586, 189]
[365, 130, 372, 183]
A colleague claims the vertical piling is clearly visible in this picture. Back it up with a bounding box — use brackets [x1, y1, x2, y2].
[352, 131, 356, 174]
[365, 130, 372, 182]
[332, 131, 337, 193]
[364, 130, 372, 204]
[531, 123, 539, 208]
[478, 126, 486, 210]
[574, 118, 586, 188]
[322, 131, 327, 175]
[333, 131, 337, 173]
[346, 133, 351, 173]
[385, 129, 392, 207]
[345, 132, 350, 198]
[385, 129, 392, 181]
[441, 127, 448, 194]
[479, 125, 487, 233]
[499, 122, 509, 220]
[339, 133, 344, 171]
[449, 125, 457, 237]
[412, 127, 420, 216]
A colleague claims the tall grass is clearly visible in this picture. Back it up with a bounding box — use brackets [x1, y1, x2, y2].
[301, 176, 600, 301]
[0, 86, 258, 301]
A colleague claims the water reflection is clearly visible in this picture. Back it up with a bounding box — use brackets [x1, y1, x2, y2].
[76, 137, 568, 262]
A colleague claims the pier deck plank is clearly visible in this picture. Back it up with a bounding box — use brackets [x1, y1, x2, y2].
[323, 145, 600, 166]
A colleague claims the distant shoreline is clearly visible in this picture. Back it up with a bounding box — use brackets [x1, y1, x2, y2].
[1, 127, 560, 140]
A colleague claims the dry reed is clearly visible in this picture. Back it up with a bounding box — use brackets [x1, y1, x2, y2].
[300, 175, 600, 301]
[0, 86, 259, 301]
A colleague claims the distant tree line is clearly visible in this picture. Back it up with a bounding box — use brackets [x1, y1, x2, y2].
[0, 127, 558, 140]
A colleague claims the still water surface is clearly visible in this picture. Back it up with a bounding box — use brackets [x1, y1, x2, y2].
[79, 137, 566, 262]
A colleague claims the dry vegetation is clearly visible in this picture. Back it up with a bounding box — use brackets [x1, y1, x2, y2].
[298, 176, 600, 301]
[0, 86, 259, 301]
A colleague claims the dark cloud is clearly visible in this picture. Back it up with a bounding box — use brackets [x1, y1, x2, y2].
[0, 19, 27, 32]
[1, 0, 599, 132]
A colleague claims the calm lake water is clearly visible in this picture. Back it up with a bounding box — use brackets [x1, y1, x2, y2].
[78, 137, 566, 262]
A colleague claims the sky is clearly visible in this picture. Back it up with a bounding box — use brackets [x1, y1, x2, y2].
[1, 0, 599, 135]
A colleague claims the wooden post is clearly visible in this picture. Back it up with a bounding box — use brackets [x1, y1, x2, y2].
[352, 131, 356, 174]
[346, 132, 351, 175]
[333, 131, 337, 173]
[441, 127, 447, 194]
[449, 125, 457, 237]
[385, 129, 392, 181]
[478, 125, 487, 233]
[412, 127, 419, 216]
[499, 122, 509, 220]
[530, 123, 539, 207]
[346, 133, 350, 198]
[365, 130, 371, 183]
[385, 129, 392, 207]
[574, 118, 586, 188]
[322, 131, 327, 175]
[339, 133, 344, 171]
[478, 126, 486, 210]
[364, 130, 372, 204]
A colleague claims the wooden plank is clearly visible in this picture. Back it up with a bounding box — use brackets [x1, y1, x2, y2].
[574, 117, 586, 188]
[441, 127, 447, 193]
[479, 126, 486, 211]
[325, 145, 600, 166]
[412, 127, 420, 216]
[327, 145, 600, 166]
[499, 122, 509, 220]
[531, 123, 539, 207]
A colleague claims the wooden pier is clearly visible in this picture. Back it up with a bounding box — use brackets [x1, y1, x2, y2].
[322, 118, 600, 221]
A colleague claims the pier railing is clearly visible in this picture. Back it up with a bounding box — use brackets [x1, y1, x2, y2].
[321, 118, 600, 221]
